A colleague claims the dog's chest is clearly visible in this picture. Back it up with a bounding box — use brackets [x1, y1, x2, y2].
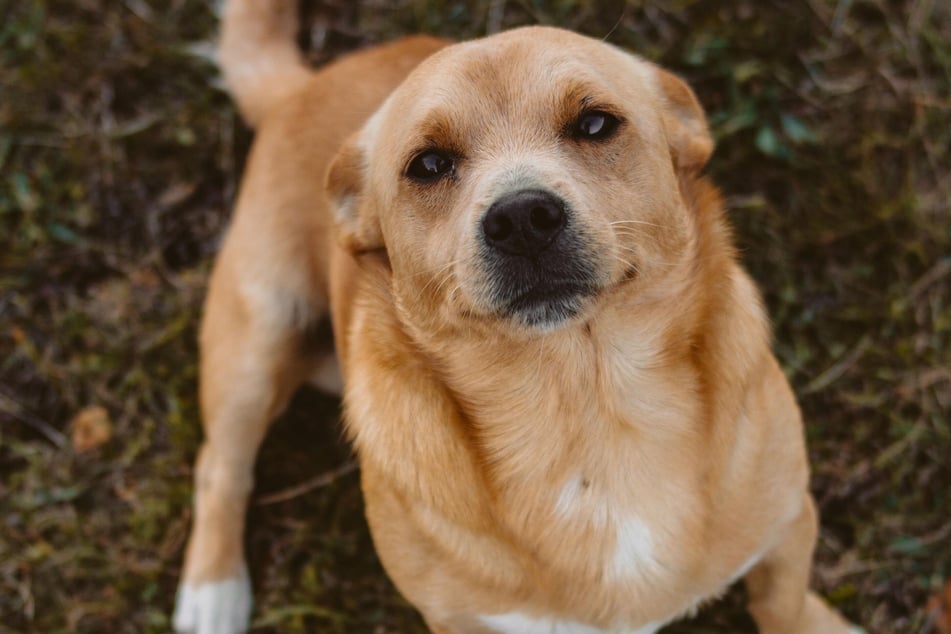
[359, 314, 714, 626]
[463, 331, 708, 624]
[473, 446, 705, 631]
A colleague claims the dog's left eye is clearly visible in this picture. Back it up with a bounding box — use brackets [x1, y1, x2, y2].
[574, 111, 621, 140]
[406, 150, 454, 182]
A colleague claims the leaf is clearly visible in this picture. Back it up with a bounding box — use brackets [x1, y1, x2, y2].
[684, 34, 728, 66]
[12, 172, 37, 213]
[70, 405, 113, 453]
[887, 535, 926, 555]
[781, 113, 818, 144]
[732, 60, 765, 83]
[755, 126, 791, 159]
[711, 106, 759, 138]
[48, 223, 78, 243]
[156, 181, 198, 210]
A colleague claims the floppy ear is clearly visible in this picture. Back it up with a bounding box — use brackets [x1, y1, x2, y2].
[654, 68, 714, 174]
[325, 133, 383, 252]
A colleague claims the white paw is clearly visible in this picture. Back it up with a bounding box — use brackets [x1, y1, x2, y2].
[849, 628, 867, 634]
[173, 570, 252, 634]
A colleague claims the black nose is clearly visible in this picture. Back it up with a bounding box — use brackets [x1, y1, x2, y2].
[482, 189, 567, 257]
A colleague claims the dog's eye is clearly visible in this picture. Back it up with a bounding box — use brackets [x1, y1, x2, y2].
[406, 150, 454, 182]
[574, 111, 620, 140]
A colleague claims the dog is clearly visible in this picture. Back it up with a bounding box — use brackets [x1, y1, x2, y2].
[173, 2, 864, 632]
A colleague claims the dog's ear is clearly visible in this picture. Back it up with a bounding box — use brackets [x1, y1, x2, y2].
[326, 133, 383, 252]
[654, 67, 713, 174]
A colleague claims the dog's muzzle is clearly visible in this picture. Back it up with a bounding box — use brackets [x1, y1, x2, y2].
[480, 189, 598, 328]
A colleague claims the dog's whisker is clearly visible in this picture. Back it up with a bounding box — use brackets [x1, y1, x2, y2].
[431, 274, 458, 299]
[423, 273, 452, 300]
[613, 244, 694, 269]
[428, 262, 468, 299]
[610, 254, 639, 272]
[447, 283, 462, 304]
[613, 245, 641, 259]
[612, 230, 651, 242]
[413, 257, 465, 282]
[609, 219, 664, 229]
[417, 258, 466, 297]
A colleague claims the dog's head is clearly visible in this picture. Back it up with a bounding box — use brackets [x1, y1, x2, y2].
[327, 27, 712, 333]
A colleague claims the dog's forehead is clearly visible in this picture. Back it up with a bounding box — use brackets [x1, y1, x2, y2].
[385, 27, 661, 139]
[443, 29, 598, 88]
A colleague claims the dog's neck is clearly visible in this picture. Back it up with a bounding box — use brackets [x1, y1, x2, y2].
[382, 175, 768, 491]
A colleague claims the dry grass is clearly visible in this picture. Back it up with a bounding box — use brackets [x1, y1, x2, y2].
[1, 0, 948, 632]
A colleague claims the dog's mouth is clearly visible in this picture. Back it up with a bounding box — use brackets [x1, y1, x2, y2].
[500, 279, 598, 328]
[494, 259, 642, 329]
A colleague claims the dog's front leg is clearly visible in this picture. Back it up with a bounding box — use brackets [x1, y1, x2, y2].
[744, 494, 861, 634]
[174, 282, 313, 634]
[174, 442, 255, 634]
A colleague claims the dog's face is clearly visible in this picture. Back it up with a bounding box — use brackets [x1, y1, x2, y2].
[328, 27, 712, 333]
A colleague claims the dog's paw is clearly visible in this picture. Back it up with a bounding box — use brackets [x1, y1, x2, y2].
[172, 570, 252, 634]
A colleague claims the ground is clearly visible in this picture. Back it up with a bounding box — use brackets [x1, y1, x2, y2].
[1, 0, 948, 632]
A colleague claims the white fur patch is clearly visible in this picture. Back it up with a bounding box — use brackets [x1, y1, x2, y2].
[172, 572, 252, 634]
[611, 514, 660, 579]
[479, 612, 660, 634]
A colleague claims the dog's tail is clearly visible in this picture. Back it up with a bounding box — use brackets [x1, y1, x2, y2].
[218, 0, 312, 127]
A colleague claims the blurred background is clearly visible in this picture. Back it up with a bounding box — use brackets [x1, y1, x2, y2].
[1, 0, 948, 632]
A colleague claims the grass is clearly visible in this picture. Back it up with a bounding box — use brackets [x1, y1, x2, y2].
[1, 0, 948, 632]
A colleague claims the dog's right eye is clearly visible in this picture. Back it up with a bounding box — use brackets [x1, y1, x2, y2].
[406, 150, 454, 182]
[573, 110, 621, 141]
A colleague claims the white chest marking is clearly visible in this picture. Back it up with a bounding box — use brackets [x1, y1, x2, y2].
[553, 476, 663, 581]
[479, 612, 660, 634]
[611, 513, 660, 579]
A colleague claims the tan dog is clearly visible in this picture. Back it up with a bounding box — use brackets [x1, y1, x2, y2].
[173, 2, 863, 633]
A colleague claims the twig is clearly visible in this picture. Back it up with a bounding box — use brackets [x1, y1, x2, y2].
[0, 391, 68, 449]
[909, 258, 951, 301]
[802, 336, 871, 395]
[254, 460, 358, 505]
[873, 421, 927, 470]
[916, 519, 951, 548]
[826, 418, 928, 504]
